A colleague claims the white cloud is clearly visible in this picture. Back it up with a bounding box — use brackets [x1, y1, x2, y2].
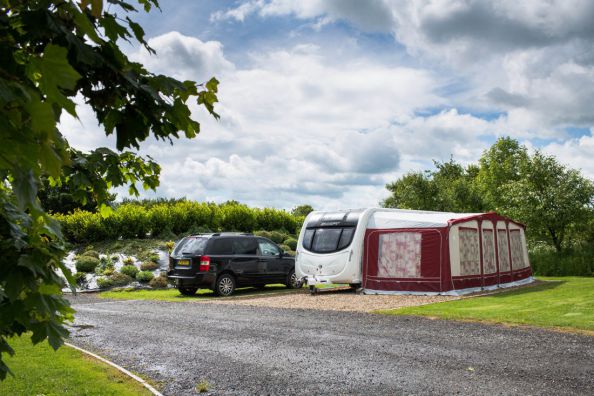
[61, 0, 594, 211]
[213, 1, 594, 134]
[130, 31, 234, 82]
[542, 132, 594, 179]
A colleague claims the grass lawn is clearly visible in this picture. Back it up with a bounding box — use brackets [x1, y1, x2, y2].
[100, 284, 300, 301]
[0, 334, 151, 395]
[376, 277, 594, 333]
[100, 282, 348, 302]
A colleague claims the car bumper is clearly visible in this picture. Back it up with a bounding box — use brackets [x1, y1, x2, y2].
[167, 271, 216, 287]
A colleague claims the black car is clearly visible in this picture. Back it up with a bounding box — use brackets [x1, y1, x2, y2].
[167, 233, 299, 296]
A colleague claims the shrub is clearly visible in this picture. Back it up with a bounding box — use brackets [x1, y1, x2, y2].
[283, 238, 298, 251]
[110, 255, 120, 263]
[148, 253, 160, 262]
[164, 241, 175, 253]
[269, 231, 286, 244]
[82, 250, 100, 259]
[278, 244, 291, 253]
[136, 271, 154, 283]
[149, 274, 168, 288]
[253, 230, 272, 240]
[529, 246, 593, 276]
[95, 257, 115, 275]
[96, 277, 114, 289]
[75, 256, 100, 273]
[74, 272, 87, 286]
[120, 265, 139, 278]
[219, 203, 257, 232]
[123, 257, 134, 266]
[140, 261, 159, 271]
[110, 272, 133, 287]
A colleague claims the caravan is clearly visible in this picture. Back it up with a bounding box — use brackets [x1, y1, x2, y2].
[295, 208, 533, 295]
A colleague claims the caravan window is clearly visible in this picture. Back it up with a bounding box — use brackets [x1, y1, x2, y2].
[302, 227, 355, 253]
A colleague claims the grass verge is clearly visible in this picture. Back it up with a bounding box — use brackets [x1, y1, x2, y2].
[0, 334, 151, 395]
[100, 284, 300, 302]
[376, 277, 594, 333]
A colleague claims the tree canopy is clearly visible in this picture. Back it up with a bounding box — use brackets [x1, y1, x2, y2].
[0, 0, 219, 379]
[383, 138, 594, 253]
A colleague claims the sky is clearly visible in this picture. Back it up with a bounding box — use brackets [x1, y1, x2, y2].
[61, 0, 594, 211]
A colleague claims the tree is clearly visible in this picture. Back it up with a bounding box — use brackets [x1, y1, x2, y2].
[291, 204, 314, 218]
[38, 175, 116, 214]
[499, 151, 594, 252]
[383, 159, 484, 212]
[476, 137, 529, 210]
[383, 171, 437, 210]
[0, 0, 219, 379]
[382, 138, 594, 253]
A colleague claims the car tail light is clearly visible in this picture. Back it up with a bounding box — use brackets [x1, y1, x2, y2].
[199, 256, 210, 272]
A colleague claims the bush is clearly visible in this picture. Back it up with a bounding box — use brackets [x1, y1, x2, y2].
[530, 246, 593, 276]
[253, 230, 272, 240]
[140, 261, 159, 271]
[283, 238, 298, 251]
[82, 250, 100, 259]
[148, 253, 160, 262]
[278, 244, 291, 253]
[164, 241, 175, 253]
[103, 267, 115, 276]
[120, 265, 139, 278]
[96, 277, 114, 289]
[75, 256, 100, 273]
[123, 257, 134, 266]
[149, 274, 168, 288]
[74, 272, 87, 286]
[269, 231, 286, 244]
[136, 271, 154, 283]
[110, 255, 120, 263]
[110, 272, 133, 287]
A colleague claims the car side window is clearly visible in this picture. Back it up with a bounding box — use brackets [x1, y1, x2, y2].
[258, 239, 281, 256]
[233, 237, 259, 255]
[208, 238, 234, 255]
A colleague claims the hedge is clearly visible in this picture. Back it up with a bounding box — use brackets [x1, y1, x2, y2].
[55, 200, 302, 243]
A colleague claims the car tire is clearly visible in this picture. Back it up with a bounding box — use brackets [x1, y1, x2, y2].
[285, 269, 302, 289]
[215, 274, 236, 296]
[178, 287, 197, 296]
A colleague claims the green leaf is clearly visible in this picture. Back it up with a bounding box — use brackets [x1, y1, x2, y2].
[12, 169, 38, 211]
[27, 44, 81, 116]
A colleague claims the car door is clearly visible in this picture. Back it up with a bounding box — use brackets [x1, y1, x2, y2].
[257, 238, 286, 282]
[230, 237, 261, 286]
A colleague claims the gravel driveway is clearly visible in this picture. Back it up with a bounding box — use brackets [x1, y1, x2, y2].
[68, 295, 594, 395]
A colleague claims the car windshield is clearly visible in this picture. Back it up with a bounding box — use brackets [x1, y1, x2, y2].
[303, 227, 355, 253]
[173, 237, 208, 256]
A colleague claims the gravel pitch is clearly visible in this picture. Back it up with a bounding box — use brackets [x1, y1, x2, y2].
[67, 294, 594, 395]
[206, 288, 457, 312]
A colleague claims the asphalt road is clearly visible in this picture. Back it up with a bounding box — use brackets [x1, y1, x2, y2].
[68, 295, 594, 395]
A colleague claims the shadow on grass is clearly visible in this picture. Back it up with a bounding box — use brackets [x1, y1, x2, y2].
[487, 279, 564, 299]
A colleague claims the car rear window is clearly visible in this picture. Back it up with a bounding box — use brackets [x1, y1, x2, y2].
[302, 227, 355, 253]
[173, 237, 208, 256]
[207, 238, 234, 255]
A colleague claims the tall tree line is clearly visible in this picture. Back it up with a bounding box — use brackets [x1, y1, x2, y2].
[383, 137, 594, 253]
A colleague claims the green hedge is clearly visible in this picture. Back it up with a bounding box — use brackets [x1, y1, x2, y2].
[54, 201, 302, 243]
[530, 246, 594, 277]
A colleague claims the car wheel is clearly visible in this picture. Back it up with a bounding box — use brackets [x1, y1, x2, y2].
[286, 269, 302, 289]
[215, 274, 236, 296]
[178, 287, 197, 296]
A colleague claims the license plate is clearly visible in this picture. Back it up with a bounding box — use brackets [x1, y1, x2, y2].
[177, 259, 190, 266]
